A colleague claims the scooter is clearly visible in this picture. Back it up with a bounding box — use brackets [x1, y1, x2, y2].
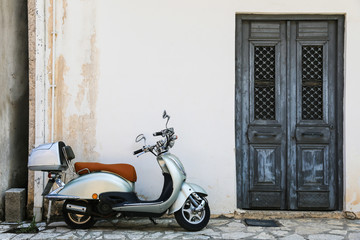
[28, 111, 210, 231]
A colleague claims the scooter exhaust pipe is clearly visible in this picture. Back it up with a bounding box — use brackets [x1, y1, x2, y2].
[66, 204, 87, 213]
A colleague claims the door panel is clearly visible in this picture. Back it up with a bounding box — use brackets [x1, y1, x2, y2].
[236, 16, 343, 210]
[246, 21, 287, 209]
[291, 20, 337, 210]
[249, 145, 282, 209]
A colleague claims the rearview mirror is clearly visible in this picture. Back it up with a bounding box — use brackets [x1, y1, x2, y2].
[135, 134, 146, 145]
[163, 110, 170, 128]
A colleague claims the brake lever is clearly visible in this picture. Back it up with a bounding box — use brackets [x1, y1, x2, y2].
[136, 152, 146, 158]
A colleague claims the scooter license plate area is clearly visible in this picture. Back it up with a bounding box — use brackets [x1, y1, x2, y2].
[42, 179, 55, 196]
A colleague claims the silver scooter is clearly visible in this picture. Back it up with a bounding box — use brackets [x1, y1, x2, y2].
[28, 111, 210, 231]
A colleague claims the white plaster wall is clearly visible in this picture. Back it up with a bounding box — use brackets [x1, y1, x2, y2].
[43, 0, 360, 214]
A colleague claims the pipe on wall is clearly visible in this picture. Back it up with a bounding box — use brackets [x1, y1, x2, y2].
[47, 0, 57, 222]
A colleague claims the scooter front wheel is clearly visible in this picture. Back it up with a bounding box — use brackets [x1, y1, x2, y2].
[63, 200, 96, 229]
[174, 195, 210, 231]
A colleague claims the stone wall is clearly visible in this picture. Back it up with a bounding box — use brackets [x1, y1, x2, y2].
[27, 0, 36, 219]
[0, 0, 29, 220]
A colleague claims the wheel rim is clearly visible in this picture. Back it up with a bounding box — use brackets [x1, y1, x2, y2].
[67, 212, 91, 225]
[181, 198, 206, 224]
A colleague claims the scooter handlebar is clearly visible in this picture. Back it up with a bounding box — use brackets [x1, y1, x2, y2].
[133, 149, 143, 155]
[153, 131, 163, 136]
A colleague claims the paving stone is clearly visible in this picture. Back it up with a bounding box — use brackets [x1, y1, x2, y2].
[75, 229, 87, 237]
[162, 233, 185, 239]
[191, 228, 221, 237]
[278, 220, 299, 227]
[253, 232, 276, 239]
[348, 222, 360, 227]
[271, 230, 290, 237]
[0, 225, 11, 233]
[36, 222, 47, 227]
[11, 233, 35, 240]
[88, 230, 103, 238]
[329, 229, 347, 235]
[308, 234, 344, 240]
[19, 223, 31, 228]
[295, 226, 330, 235]
[38, 226, 46, 232]
[209, 219, 230, 226]
[126, 233, 144, 240]
[104, 233, 126, 239]
[222, 231, 254, 239]
[56, 232, 79, 240]
[0, 217, 358, 239]
[30, 233, 60, 239]
[143, 232, 163, 239]
[278, 227, 292, 231]
[280, 234, 306, 240]
[347, 226, 360, 231]
[183, 235, 211, 239]
[327, 220, 345, 225]
[348, 232, 360, 240]
[0, 233, 16, 240]
[82, 233, 94, 240]
[227, 220, 246, 228]
[54, 226, 70, 233]
[246, 226, 265, 232]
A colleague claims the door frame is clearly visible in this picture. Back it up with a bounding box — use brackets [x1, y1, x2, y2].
[235, 14, 345, 210]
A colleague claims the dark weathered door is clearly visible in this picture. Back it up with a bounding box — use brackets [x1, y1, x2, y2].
[236, 16, 344, 210]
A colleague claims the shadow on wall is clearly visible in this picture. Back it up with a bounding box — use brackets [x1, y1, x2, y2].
[0, 0, 29, 220]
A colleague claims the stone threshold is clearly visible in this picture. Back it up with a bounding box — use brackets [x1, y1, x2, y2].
[211, 210, 358, 220]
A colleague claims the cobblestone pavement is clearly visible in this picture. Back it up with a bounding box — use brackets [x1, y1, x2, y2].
[0, 217, 360, 239]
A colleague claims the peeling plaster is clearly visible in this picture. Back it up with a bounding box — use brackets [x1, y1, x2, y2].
[69, 32, 100, 161]
[54, 55, 69, 140]
[61, 0, 67, 26]
[345, 161, 360, 211]
[46, 1, 100, 162]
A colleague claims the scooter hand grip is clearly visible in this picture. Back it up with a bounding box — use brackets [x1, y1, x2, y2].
[133, 149, 143, 155]
[153, 131, 163, 136]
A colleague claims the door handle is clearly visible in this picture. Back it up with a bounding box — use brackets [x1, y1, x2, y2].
[254, 132, 277, 137]
[301, 132, 324, 137]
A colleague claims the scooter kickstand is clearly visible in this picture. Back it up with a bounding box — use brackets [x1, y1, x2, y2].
[149, 217, 157, 225]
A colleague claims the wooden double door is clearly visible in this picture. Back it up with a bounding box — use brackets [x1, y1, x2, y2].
[235, 15, 344, 210]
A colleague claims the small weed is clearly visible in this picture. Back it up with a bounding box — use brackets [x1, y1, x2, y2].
[8, 216, 39, 234]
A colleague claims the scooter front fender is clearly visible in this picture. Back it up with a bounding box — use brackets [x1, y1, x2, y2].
[168, 182, 207, 214]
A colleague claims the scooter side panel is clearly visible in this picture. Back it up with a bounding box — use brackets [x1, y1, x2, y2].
[112, 155, 186, 213]
[57, 172, 134, 199]
[168, 182, 208, 214]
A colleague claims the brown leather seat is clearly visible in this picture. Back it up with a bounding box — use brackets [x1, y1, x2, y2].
[74, 162, 137, 182]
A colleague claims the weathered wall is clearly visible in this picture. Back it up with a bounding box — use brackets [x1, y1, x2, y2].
[0, 0, 29, 220]
[27, 0, 36, 219]
[30, 0, 360, 216]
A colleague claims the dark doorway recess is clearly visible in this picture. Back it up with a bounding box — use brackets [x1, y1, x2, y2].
[235, 15, 344, 210]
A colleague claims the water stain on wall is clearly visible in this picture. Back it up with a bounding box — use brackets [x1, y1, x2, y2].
[46, 1, 100, 163]
[61, 0, 67, 26]
[54, 54, 69, 140]
[68, 32, 100, 161]
[346, 175, 360, 207]
[46, 0, 56, 139]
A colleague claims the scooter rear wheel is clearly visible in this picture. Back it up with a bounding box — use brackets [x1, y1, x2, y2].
[174, 195, 210, 231]
[63, 200, 96, 229]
